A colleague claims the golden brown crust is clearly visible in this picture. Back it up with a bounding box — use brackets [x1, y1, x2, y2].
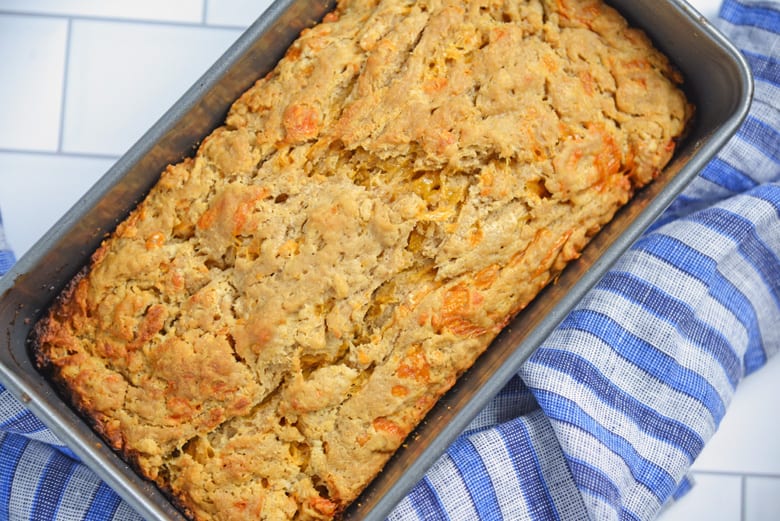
[32, 1, 692, 519]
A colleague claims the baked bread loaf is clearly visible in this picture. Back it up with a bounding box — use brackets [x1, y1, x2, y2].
[32, 0, 692, 519]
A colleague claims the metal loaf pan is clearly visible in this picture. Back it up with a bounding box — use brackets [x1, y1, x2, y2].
[0, 1, 752, 520]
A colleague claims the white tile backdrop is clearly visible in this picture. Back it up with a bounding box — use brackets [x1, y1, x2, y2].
[0, 15, 67, 151]
[62, 20, 241, 155]
[0, 0, 778, 519]
[205, 0, 275, 26]
[0, 0, 205, 23]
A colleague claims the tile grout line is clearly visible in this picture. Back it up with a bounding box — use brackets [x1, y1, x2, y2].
[0, 9, 243, 30]
[57, 17, 73, 154]
[741, 475, 747, 521]
[692, 469, 780, 480]
[0, 148, 120, 162]
[202, 0, 208, 25]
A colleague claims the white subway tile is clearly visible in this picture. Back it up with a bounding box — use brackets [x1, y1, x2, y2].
[205, 0, 273, 27]
[687, 0, 722, 21]
[0, 15, 67, 152]
[658, 474, 742, 521]
[0, 0, 204, 24]
[745, 477, 780, 521]
[0, 152, 114, 256]
[62, 20, 241, 156]
[692, 356, 780, 476]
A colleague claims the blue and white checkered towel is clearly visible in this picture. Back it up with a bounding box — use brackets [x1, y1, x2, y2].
[0, 213, 13, 278]
[1, 1, 779, 519]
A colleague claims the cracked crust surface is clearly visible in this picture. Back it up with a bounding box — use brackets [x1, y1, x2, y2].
[32, 0, 692, 519]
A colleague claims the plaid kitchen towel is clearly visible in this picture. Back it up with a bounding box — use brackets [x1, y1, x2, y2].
[0, 212, 14, 278]
[1, 0, 779, 519]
